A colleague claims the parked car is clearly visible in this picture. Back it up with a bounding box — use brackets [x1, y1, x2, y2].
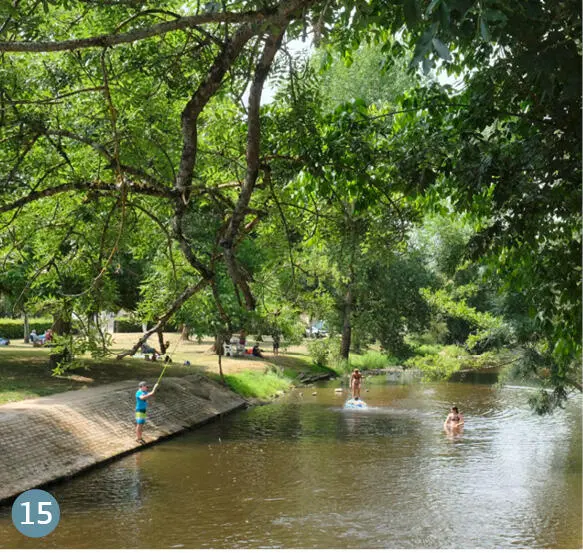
[305, 326, 328, 338]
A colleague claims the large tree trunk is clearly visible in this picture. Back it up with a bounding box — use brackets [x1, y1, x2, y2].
[340, 217, 357, 360]
[180, 324, 190, 341]
[340, 284, 353, 359]
[213, 334, 226, 357]
[23, 312, 30, 343]
[218, 350, 224, 382]
[157, 330, 166, 354]
[53, 313, 71, 335]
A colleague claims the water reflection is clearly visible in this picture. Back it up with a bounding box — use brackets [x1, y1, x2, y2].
[0, 381, 580, 548]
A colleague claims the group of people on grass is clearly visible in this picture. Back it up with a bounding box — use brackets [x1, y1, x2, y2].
[30, 328, 53, 346]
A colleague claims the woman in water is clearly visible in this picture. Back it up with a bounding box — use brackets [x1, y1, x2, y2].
[350, 368, 362, 399]
[444, 406, 464, 430]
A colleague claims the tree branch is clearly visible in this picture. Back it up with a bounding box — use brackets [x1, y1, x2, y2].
[0, 179, 175, 214]
[2, 86, 105, 107]
[219, 27, 287, 311]
[116, 278, 208, 359]
[0, 11, 270, 53]
[175, 24, 256, 198]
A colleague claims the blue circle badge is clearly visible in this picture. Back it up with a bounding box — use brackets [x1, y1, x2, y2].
[11, 489, 60, 538]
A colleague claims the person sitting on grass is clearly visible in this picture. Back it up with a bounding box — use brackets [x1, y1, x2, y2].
[30, 329, 45, 346]
[252, 343, 264, 358]
[135, 381, 158, 444]
[141, 342, 159, 355]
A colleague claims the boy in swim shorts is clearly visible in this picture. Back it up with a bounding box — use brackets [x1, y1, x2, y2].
[135, 381, 158, 443]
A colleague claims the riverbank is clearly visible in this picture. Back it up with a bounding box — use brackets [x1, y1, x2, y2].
[0, 373, 246, 504]
[0, 333, 333, 406]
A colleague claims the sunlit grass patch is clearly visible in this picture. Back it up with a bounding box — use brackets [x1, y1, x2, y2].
[223, 370, 292, 399]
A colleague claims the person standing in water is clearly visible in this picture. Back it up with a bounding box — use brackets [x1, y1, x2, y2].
[135, 381, 158, 444]
[350, 368, 362, 399]
[444, 406, 464, 430]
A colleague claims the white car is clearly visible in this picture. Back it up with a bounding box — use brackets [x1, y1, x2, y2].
[306, 326, 328, 338]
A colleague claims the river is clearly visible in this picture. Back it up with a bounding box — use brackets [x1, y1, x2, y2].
[0, 379, 581, 548]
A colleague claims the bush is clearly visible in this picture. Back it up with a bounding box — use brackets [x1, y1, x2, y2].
[413, 343, 442, 356]
[351, 350, 398, 370]
[405, 346, 467, 381]
[307, 339, 330, 366]
[114, 318, 143, 333]
[0, 318, 52, 339]
[404, 345, 499, 381]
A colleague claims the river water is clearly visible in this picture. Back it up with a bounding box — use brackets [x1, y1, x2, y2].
[0, 379, 581, 548]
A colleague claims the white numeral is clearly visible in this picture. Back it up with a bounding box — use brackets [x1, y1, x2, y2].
[19, 501, 53, 525]
[37, 502, 53, 525]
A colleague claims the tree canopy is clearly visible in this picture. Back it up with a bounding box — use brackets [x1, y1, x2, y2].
[0, 0, 580, 409]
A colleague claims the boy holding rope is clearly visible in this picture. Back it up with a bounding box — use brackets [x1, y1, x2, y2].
[135, 381, 158, 444]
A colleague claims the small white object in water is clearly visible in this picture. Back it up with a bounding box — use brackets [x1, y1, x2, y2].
[334, 388, 343, 393]
[312, 391, 317, 396]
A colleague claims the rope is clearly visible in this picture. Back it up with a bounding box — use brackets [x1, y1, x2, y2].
[153, 337, 181, 388]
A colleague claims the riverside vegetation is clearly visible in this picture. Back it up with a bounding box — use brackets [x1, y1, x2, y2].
[0, 0, 579, 413]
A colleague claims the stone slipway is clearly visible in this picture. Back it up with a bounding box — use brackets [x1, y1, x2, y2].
[0, 374, 246, 503]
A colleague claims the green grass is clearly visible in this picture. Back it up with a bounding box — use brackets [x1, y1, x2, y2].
[0, 340, 328, 405]
[0, 345, 208, 406]
[223, 370, 292, 399]
[412, 343, 443, 356]
[350, 350, 399, 370]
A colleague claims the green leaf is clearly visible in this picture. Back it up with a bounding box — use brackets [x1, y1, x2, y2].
[484, 9, 508, 24]
[422, 57, 432, 75]
[403, 0, 419, 28]
[439, 2, 451, 30]
[425, 0, 441, 16]
[432, 37, 452, 61]
[480, 18, 491, 41]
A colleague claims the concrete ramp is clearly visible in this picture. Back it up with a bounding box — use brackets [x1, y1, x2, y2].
[0, 374, 246, 503]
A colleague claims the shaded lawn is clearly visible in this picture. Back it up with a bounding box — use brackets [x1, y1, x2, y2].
[0, 345, 209, 406]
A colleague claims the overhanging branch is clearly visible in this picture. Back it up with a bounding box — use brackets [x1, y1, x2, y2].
[116, 278, 208, 359]
[0, 11, 269, 53]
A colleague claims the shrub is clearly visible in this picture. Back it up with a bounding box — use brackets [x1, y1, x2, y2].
[114, 317, 143, 333]
[404, 345, 466, 381]
[0, 318, 53, 339]
[413, 343, 442, 356]
[307, 339, 330, 366]
[404, 345, 499, 381]
[351, 350, 398, 371]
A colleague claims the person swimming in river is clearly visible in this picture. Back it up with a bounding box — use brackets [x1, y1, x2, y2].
[350, 368, 362, 399]
[444, 406, 464, 430]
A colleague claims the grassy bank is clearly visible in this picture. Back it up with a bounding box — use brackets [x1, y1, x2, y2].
[0, 333, 328, 405]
